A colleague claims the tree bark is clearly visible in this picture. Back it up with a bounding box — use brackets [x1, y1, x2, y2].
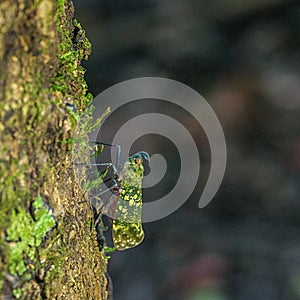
[0, 0, 109, 299]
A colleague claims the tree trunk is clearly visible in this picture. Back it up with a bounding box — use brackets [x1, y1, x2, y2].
[0, 0, 109, 299]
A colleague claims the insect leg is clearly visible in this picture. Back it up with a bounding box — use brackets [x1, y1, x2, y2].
[89, 141, 121, 168]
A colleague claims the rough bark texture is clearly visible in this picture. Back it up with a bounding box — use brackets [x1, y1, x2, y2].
[0, 0, 109, 299]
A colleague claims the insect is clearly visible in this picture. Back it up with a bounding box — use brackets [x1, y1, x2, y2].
[111, 151, 149, 250]
[81, 142, 150, 251]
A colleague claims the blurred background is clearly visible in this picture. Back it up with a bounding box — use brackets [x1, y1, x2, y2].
[73, 0, 300, 299]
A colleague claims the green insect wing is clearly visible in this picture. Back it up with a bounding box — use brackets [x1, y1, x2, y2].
[112, 156, 145, 251]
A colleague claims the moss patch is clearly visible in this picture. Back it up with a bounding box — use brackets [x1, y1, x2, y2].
[0, 0, 109, 299]
[52, 0, 92, 111]
[6, 197, 56, 277]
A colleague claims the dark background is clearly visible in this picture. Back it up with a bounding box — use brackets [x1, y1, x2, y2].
[73, 1, 300, 299]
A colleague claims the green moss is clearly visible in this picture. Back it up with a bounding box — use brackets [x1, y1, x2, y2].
[0, 0, 109, 297]
[6, 196, 56, 277]
[12, 287, 22, 299]
[52, 0, 92, 112]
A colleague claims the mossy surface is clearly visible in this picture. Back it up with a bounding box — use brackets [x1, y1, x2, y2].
[0, 0, 109, 299]
[6, 197, 56, 278]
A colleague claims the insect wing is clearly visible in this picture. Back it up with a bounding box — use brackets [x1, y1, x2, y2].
[112, 161, 145, 250]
